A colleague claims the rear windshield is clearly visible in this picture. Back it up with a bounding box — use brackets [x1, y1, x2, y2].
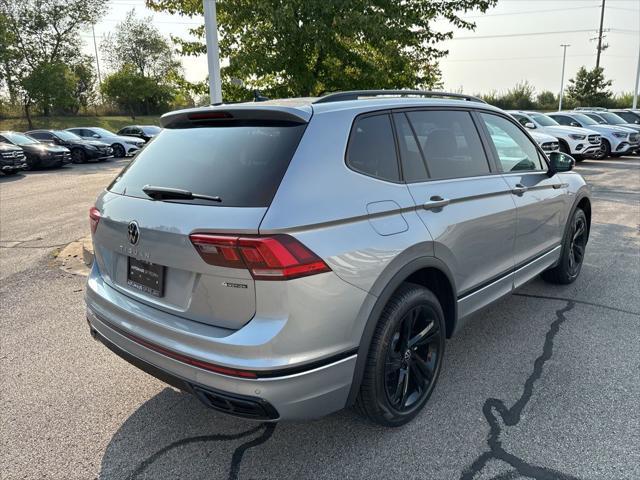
[108, 124, 306, 207]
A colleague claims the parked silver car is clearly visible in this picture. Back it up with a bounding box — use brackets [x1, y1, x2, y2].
[66, 127, 145, 158]
[85, 91, 591, 426]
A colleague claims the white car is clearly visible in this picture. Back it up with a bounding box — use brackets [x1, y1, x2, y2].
[66, 127, 145, 158]
[508, 111, 601, 161]
[529, 131, 559, 154]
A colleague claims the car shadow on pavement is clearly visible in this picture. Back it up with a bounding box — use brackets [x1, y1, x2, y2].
[0, 172, 26, 182]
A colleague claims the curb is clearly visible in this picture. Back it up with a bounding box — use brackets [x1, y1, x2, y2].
[81, 237, 94, 267]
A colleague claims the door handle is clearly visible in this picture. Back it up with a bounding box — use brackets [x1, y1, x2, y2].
[511, 184, 528, 196]
[423, 195, 450, 210]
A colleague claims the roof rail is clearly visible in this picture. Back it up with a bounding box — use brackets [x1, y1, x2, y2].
[313, 90, 486, 105]
[574, 106, 607, 111]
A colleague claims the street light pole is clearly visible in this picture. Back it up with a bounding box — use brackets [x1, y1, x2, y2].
[203, 0, 222, 105]
[92, 24, 103, 103]
[559, 44, 570, 111]
[633, 26, 640, 109]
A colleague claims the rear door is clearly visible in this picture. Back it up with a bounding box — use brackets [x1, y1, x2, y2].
[478, 112, 566, 287]
[396, 109, 518, 317]
[92, 112, 307, 330]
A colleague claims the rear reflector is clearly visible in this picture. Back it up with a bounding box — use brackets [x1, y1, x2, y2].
[189, 233, 331, 280]
[113, 326, 257, 378]
[89, 207, 101, 234]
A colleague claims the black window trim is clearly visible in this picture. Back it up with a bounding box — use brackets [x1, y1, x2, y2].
[344, 110, 404, 185]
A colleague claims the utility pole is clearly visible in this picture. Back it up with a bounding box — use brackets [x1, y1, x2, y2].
[634, 37, 639, 109]
[559, 44, 570, 111]
[596, 0, 606, 69]
[203, 0, 223, 105]
[92, 24, 103, 103]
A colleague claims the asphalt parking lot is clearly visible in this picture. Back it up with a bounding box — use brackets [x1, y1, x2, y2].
[1, 157, 639, 480]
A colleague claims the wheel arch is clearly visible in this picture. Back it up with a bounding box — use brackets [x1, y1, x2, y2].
[346, 255, 457, 406]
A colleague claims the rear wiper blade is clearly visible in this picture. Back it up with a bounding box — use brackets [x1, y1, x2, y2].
[142, 185, 222, 202]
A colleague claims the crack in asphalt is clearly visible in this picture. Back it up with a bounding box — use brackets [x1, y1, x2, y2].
[125, 423, 276, 480]
[460, 301, 581, 480]
[121, 293, 637, 480]
[514, 292, 640, 316]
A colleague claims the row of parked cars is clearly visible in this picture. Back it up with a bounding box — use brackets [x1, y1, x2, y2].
[0, 125, 161, 175]
[508, 108, 640, 161]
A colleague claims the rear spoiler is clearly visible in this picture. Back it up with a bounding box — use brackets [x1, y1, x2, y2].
[160, 105, 312, 128]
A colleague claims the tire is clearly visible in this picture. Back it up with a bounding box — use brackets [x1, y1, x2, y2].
[542, 208, 588, 285]
[2, 170, 18, 176]
[558, 141, 570, 154]
[356, 283, 446, 427]
[71, 148, 86, 164]
[593, 139, 611, 160]
[112, 144, 126, 158]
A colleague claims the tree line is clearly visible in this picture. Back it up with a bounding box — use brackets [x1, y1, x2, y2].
[0, 0, 633, 127]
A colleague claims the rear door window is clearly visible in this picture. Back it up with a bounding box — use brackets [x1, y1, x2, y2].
[108, 123, 306, 207]
[346, 114, 400, 182]
[405, 110, 490, 180]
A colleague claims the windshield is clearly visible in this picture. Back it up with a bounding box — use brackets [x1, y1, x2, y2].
[108, 123, 306, 207]
[55, 130, 82, 141]
[91, 127, 114, 136]
[571, 114, 598, 126]
[598, 112, 627, 125]
[530, 114, 559, 127]
[141, 126, 161, 134]
[2, 132, 40, 145]
[584, 113, 607, 124]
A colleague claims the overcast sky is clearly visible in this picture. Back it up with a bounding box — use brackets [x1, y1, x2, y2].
[83, 0, 640, 96]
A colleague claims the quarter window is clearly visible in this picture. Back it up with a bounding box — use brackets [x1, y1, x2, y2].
[346, 114, 400, 182]
[481, 113, 543, 172]
[404, 110, 490, 180]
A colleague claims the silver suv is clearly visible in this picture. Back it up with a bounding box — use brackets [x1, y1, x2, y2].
[85, 90, 591, 426]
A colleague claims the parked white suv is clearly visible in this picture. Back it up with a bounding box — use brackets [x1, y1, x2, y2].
[509, 111, 601, 161]
[529, 131, 559, 154]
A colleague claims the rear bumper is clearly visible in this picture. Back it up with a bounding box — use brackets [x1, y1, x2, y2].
[84, 262, 365, 420]
[87, 307, 356, 420]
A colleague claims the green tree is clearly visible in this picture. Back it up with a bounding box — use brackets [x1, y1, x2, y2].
[536, 90, 557, 110]
[100, 10, 187, 115]
[0, 0, 106, 126]
[101, 65, 174, 116]
[101, 10, 180, 79]
[147, 0, 497, 100]
[565, 66, 613, 107]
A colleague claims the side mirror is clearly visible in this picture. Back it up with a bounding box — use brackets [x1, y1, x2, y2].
[92, 134, 101, 139]
[547, 151, 574, 177]
[524, 122, 536, 129]
[570, 122, 581, 127]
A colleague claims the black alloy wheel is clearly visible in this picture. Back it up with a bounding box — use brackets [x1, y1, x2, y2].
[112, 144, 126, 158]
[356, 284, 445, 426]
[71, 148, 86, 164]
[384, 304, 442, 412]
[567, 212, 587, 278]
[542, 207, 588, 284]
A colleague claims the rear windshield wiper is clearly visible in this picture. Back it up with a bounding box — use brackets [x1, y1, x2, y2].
[142, 185, 222, 203]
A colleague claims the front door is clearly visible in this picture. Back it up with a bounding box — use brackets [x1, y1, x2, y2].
[479, 112, 567, 287]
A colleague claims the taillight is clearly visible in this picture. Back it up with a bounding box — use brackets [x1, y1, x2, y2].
[89, 207, 101, 234]
[189, 234, 331, 280]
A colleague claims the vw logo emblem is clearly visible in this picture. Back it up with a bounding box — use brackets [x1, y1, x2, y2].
[127, 221, 140, 245]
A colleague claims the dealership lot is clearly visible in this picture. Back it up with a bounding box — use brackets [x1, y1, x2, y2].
[1, 157, 639, 479]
